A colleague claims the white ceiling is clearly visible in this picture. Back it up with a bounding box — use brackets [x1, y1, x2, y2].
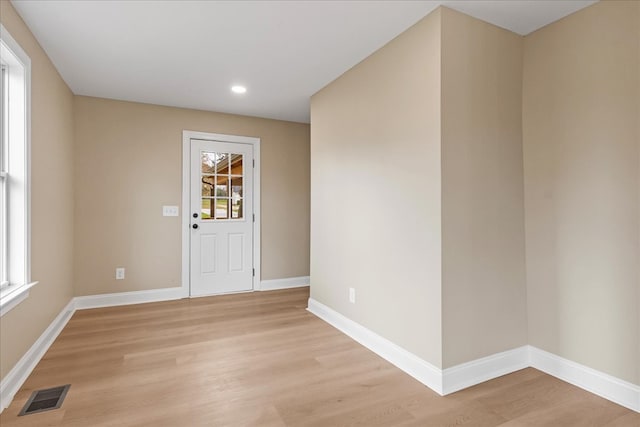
[11, 0, 597, 123]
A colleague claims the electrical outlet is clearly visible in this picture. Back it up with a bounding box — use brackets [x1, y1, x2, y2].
[115, 267, 125, 280]
[349, 287, 356, 304]
[162, 205, 179, 217]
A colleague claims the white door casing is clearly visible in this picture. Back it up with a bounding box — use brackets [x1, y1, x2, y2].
[183, 132, 260, 297]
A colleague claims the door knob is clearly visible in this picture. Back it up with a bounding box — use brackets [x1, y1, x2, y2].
[192, 224, 199, 229]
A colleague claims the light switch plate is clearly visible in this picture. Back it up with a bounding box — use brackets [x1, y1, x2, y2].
[163, 205, 179, 217]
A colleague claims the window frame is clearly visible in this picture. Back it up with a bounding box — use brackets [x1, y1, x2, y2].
[0, 23, 35, 317]
[1, 63, 7, 290]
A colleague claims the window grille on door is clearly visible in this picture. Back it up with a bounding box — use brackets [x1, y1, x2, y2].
[200, 152, 244, 220]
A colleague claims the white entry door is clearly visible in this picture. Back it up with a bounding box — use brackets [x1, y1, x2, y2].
[190, 139, 254, 296]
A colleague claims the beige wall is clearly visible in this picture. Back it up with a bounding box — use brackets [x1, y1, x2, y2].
[310, 10, 443, 367]
[0, 1, 75, 378]
[310, 6, 529, 369]
[441, 8, 527, 368]
[523, 0, 639, 384]
[73, 97, 310, 296]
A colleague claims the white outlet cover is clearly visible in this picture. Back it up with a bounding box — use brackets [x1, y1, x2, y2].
[115, 268, 125, 280]
[349, 287, 356, 304]
[162, 205, 179, 216]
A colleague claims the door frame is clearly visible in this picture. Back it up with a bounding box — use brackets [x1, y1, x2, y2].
[181, 130, 261, 297]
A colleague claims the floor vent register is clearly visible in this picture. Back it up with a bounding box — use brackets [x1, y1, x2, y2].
[19, 384, 71, 416]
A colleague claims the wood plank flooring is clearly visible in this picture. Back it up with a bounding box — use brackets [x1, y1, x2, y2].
[0, 287, 638, 426]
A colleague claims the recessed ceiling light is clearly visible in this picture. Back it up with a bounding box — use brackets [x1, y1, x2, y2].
[231, 85, 247, 94]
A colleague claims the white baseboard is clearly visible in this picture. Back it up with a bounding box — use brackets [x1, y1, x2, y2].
[2, 291, 638, 414]
[0, 298, 75, 411]
[442, 346, 530, 394]
[307, 298, 443, 394]
[74, 286, 185, 310]
[529, 346, 640, 413]
[306, 298, 640, 413]
[259, 276, 310, 291]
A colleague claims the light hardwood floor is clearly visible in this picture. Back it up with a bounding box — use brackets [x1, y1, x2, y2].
[1, 287, 638, 426]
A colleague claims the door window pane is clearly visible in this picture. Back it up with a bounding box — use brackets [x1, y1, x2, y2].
[215, 198, 228, 219]
[217, 155, 230, 175]
[230, 154, 243, 175]
[201, 153, 217, 174]
[231, 198, 243, 219]
[202, 176, 215, 197]
[215, 176, 229, 197]
[231, 177, 243, 197]
[231, 177, 242, 218]
[201, 198, 214, 220]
